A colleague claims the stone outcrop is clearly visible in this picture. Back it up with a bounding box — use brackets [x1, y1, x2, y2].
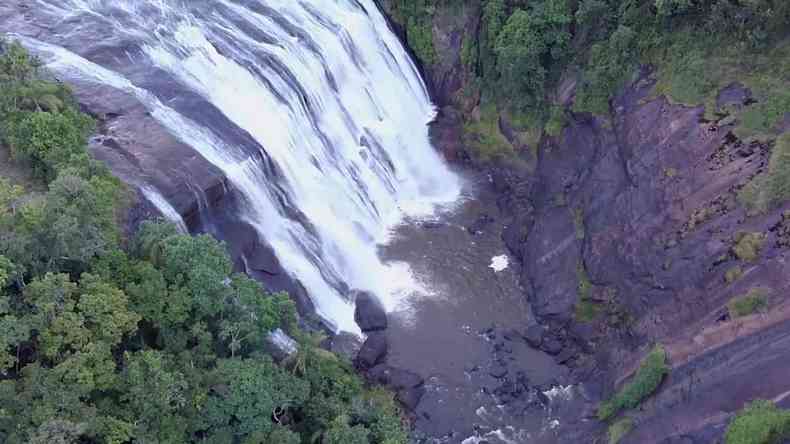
[350, 290, 426, 412]
[377, 3, 790, 439]
[353, 291, 388, 333]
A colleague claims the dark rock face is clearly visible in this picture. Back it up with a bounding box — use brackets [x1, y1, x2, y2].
[523, 324, 545, 348]
[356, 331, 388, 369]
[396, 385, 427, 411]
[476, 70, 790, 442]
[353, 290, 388, 332]
[717, 82, 752, 111]
[366, 364, 424, 390]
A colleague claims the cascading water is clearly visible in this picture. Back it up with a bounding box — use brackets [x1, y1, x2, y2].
[16, 0, 460, 333]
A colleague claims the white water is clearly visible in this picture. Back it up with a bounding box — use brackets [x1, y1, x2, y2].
[489, 254, 510, 272]
[22, 0, 460, 333]
[140, 187, 188, 233]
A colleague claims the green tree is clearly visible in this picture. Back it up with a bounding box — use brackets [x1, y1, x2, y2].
[494, 0, 571, 112]
[120, 350, 189, 442]
[200, 358, 310, 441]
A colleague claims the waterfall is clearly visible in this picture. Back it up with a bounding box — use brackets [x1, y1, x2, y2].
[18, 0, 460, 333]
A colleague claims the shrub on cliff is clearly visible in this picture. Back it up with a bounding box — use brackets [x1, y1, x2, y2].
[494, 0, 571, 113]
[725, 400, 790, 444]
[728, 288, 770, 318]
[739, 134, 790, 214]
[598, 345, 669, 421]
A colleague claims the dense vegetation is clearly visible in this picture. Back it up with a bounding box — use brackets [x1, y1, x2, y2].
[0, 40, 407, 444]
[387, 0, 790, 160]
[739, 133, 790, 214]
[598, 345, 669, 421]
[728, 288, 770, 318]
[725, 400, 790, 444]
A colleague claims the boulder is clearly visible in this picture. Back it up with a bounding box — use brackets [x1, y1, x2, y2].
[356, 331, 388, 369]
[489, 363, 508, 379]
[264, 328, 298, 362]
[367, 364, 424, 390]
[541, 339, 563, 356]
[329, 331, 364, 362]
[523, 325, 545, 348]
[353, 290, 388, 332]
[396, 386, 426, 411]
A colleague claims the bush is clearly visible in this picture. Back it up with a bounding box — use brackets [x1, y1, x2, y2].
[598, 345, 669, 420]
[725, 265, 744, 284]
[725, 400, 790, 444]
[544, 105, 566, 137]
[574, 25, 638, 115]
[732, 232, 765, 262]
[608, 417, 634, 444]
[494, 0, 571, 113]
[728, 288, 770, 318]
[738, 134, 790, 214]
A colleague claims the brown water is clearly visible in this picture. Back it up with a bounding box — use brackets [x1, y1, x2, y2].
[381, 173, 580, 443]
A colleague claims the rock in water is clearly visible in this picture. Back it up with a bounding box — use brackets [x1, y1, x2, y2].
[264, 328, 298, 362]
[353, 290, 388, 332]
[397, 385, 426, 411]
[356, 331, 388, 369]
[367, 364, 424, 390]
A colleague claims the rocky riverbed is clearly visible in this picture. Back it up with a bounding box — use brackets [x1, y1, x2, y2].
[371, 172, 590, 443]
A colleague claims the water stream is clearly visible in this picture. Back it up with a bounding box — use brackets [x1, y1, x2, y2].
[17, 0, 460, 333]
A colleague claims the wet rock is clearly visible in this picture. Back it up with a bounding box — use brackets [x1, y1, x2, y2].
[523, 325, 545, 348]
[555, 348, 576, 365]
[421, 221, 444, 229]
[353, 290, 388, 332]
[367, 364, 424, 390]
[489, 364, 508, 379]
[467, 213, 495, 235]
[717, 82, 752, 110]
[264, 328, 298, 362]
[356, 331, 388, 369]
[502, 328, 522, 341]
[541, 339, 564, 356]
[329, 331, 363, 362]
[397, 385, 426, 411]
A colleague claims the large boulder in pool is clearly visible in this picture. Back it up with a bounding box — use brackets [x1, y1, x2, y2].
[352, 290, 387, 332]
[356, 331, 388, 369]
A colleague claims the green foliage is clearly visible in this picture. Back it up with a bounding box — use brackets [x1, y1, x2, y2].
[608, 417, 634, 444]
[725, 265, 744, 284]
[0, 42, 408, 444]
[494, 1, 571, 113]
[739, 134, 790, 214]
[574, 25, 639, 114]
[575, 262, 601, 322]
[386, 0, 438, 64]
[545, 105, 567, 137]
[598, 345, 669, 421]
[728, 288, 770, 318]
[4, 109, 94, 181]
[732, 232, 765, 262]
[462, 102, 516, 162]
[201, 358, 310, 440]
[740, 93, 790, 135]
[725, 400, 790, 444]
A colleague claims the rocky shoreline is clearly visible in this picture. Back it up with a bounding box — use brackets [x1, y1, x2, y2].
[376, 2, 790, 440]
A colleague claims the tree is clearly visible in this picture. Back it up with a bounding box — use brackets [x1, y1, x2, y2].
[119, 350, 189, 442]
[494, 0, 571, 112]
[200, 358, 310, 441]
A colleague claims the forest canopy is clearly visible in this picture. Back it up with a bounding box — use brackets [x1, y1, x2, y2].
[0, 39, 407, 444]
